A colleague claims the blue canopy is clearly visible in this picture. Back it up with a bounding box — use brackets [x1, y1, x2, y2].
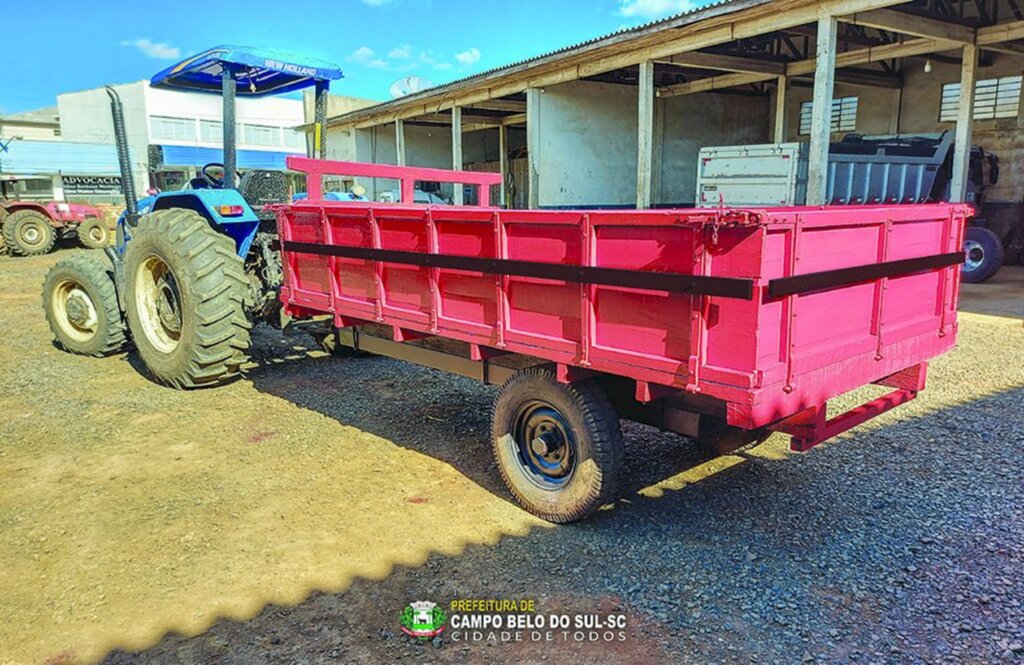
[150, 45, 343, 97]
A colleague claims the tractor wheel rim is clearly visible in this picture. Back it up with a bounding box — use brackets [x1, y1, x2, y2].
[512, 400, 576, 490]
[135, 255, 182, 354]
[52, 280, 98, 342]
[964, 239, 984, 271]
[88, 225, 105, 242]
[20, 222, 43, 246]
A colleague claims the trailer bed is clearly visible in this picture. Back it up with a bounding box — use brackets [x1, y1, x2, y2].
[276, 157, 967, 451]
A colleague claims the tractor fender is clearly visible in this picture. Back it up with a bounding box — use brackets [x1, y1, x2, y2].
[149, 190, 260, 258]
[0, 201, 57, 225]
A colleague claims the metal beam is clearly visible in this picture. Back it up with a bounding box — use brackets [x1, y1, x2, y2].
[659, 36, 951, 97]
[839, 8, 975, 43]
[655, 51, 786, 75]
[526, 88, 540, 210]
[950, 44, 977, 203]
[637, 60, 655, 210]
[807, 14, 838, 207]
[395, 119, 406, 166]
[452, 106, 463, 204]
[466, 100, 528, 112]
[774, 75, 788, 142]
[499, 124, 509, 207]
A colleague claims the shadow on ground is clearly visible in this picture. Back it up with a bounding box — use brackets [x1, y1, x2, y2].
[100, 337, 1024, 664]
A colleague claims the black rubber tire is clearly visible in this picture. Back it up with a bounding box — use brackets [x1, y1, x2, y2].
[42, 254, 127, 357]
[962, 226, 1004, 284]
[124, 208, 251, 389]
[491, 367, 623, 523]
[2, 210, 56, 256]
[78, 217, 111, 249]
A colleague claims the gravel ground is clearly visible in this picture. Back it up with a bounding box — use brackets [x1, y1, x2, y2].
[1, 250, 1021, 665]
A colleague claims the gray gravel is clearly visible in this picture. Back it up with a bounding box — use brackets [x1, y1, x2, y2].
[100, 315, 1024, 664]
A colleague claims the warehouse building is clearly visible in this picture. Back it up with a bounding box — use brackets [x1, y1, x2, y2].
[315, 0, 1024, 242]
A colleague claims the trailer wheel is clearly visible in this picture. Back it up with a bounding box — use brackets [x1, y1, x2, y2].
[962, 226, 1004, 284]
[78, 218, 111, 249]
[492, 368, 623, 523]
[42, 254, 127, 357]
[124, 208, 251, 389]
[2, 209, 56, 256]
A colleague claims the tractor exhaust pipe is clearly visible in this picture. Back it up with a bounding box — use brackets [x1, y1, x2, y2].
[106, 86, 139, 227]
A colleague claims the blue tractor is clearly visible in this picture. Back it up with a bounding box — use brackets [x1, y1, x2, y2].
[41, 46, 342, 388]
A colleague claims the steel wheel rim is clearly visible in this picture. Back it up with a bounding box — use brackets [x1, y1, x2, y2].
[19, 221, 45, 248]
[87, 224, 106, 243]
[512, 400, 577, 490]
[963, 239, 984, 272]
[135, 255, 182, 353]
[52, 279, 99, 342]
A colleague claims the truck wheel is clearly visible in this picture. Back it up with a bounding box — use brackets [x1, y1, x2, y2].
[962, 226, 1004, 284]
[124, 208, 251, 389]
[78, 218, 111, 249]
[2, 210, 56, 256]
[492, 367, 623, 523]
[42, 254, 127, 356]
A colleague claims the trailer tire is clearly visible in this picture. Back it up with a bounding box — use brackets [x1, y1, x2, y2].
[962, 226, 1003, 284]
[78, 218, 111, 249]
[124, 208, 251, 389]
[492, 367, 623, 523]
[42, 254, 127, 357]
[3, 209, 56, 256]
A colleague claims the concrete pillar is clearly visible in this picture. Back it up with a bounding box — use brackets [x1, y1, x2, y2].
[499, 124, 509, 207]
[452, 106, 463, 204]
[526, 88, 541, 209]
[395, 119, 406, 166]
[774, 76, 789, 143]
[950, 44, 978, 203]
[636, 60, 655, 210]
[806, 14, 838, 206]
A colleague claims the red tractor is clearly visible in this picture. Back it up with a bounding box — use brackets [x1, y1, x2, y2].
[0, 200, 110, 257]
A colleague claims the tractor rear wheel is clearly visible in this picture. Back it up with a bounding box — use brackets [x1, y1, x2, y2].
[42, 254, 127, 356]
[124, 208, 251, 389]
[492, 367, 624, 522]
[3, 210, 56, 256]
[78, 218, 111, 249]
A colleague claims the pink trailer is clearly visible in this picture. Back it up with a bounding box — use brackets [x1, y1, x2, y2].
[276, 157, 967, 522]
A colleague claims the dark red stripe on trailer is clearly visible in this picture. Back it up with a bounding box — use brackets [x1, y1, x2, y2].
[766, 252, 966, 299]
[282, 240, 757, 299]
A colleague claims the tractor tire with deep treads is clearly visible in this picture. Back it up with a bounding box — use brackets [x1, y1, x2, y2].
[124, 208, 251, 389]
[78, 217, 111, 249]
[42, 254, 127, 356]
[492, 367, 623, 523]
[2, 210, 56, 256]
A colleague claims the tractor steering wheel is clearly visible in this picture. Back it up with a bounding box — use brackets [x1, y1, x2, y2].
[200, 162, 231, 188]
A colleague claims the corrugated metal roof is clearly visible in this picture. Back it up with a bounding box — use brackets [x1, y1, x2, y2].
[328, 0, 763, 125]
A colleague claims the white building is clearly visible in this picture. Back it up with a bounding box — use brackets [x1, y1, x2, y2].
[57, 81, 307, 195]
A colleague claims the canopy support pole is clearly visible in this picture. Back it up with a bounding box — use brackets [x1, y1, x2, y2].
[222, 66, 238, 190]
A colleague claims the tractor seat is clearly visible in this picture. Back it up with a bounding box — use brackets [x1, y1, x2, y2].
[237, 170, 289, 216]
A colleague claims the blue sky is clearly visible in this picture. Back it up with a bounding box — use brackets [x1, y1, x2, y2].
[0, 0, 705, 114]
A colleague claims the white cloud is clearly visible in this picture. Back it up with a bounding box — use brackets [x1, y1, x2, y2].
[121, 38, 181, 60]
[419, 51, 453, 71]
[347, 46, 388, 69]
[454, 47, 481, 66]
[362, 0, 391, 5]
[618, 0, 695, 18]
[388, 44, 413, 59]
